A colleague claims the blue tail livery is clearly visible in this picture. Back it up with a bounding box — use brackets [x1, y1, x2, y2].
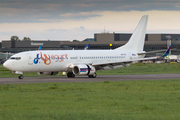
[38, 46, 42, 51]
[84, 44, 90, 50]
[162, 43, 173, 57]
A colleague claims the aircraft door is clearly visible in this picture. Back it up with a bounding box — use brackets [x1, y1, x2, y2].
[128, 52, 132, 60]
[27, 53, 33, 65]
[76, 56, 80, 62]
[78, 56, 82, 62]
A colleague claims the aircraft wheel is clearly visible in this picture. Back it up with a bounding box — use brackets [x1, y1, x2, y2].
[71, 73, 75, 78]
[18, 75, 23, 79]
[67, 72, 75, 78]
[88, 73, 97, 78]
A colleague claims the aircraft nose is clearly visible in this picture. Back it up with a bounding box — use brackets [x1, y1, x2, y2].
[3, 61, 8, 68]
[3, 60, 12, 70]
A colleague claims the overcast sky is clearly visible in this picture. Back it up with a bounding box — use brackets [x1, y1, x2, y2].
[0, 0, 180, 41]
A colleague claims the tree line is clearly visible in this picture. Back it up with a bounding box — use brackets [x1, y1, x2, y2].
[11, 36, 31, 41]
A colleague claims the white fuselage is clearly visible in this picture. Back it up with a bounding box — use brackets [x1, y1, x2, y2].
[3, 50, 144, 73]
[3, 15, 149, 77]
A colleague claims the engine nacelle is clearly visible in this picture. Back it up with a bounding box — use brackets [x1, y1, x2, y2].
[72, 64, 96, 75]
[38, 72, 59, 75]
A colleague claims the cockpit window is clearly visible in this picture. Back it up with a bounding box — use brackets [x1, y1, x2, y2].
[10, 57, 21, 60]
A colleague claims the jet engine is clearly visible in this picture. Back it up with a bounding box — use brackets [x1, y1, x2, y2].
[38, 72, 59, 75]
[72, 64, 96, 75]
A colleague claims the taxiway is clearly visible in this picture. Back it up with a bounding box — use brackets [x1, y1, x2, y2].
[0, 74, 180, 84]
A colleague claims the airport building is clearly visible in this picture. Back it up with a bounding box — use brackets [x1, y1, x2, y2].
[1, 33, 180, 55]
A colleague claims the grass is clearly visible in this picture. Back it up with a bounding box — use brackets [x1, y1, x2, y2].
[1, 80, 180, 120]
[2, 63, 179, 78]
[97, 63, 180, 75]
[1, 63, 180, 119]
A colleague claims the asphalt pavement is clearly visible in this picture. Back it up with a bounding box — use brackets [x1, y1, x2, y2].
[0, 74, 180, 84]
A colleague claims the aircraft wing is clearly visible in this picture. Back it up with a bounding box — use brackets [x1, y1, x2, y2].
[92, 57, 157, 69]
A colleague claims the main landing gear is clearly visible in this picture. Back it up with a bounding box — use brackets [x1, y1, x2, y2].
[88, 73, 97, 78]
[18, 75, 23, 79]
[67, 72, 97, 78]
[67, 72, 75, 78]
[12, 71, 23, 79]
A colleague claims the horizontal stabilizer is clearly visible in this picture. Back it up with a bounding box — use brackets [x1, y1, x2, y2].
[138, 43, 175, 56]
[138, 49, 176, 55]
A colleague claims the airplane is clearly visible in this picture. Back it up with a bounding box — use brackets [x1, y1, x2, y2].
[84, 44, 90, 50]
[38, 46, 42, 50]
[162, 43, 173, 57]
[38, 44, 89, 51]
[72, 44, 90, 50]
[4, 15, 164, 79]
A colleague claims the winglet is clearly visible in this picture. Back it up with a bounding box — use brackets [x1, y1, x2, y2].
[84, 44, 90, 50]
[162, 43, 173, 57]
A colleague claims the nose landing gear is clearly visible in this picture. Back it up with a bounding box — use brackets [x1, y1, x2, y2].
[12, 71, 23, 79]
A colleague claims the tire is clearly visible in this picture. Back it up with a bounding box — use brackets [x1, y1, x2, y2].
[18, 75, 23, 79]
[88, 73, 97, 78]
[67, 72, 75, 78]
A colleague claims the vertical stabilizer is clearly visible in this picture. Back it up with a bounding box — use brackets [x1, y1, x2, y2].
[115, 15, 148, 51]
[162, 43, 173, 57]
[84, 44, 90, 50]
